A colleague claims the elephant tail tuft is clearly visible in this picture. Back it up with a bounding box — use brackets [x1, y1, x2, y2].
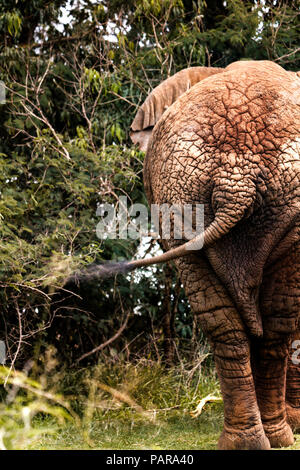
[65, 261, 136, 285]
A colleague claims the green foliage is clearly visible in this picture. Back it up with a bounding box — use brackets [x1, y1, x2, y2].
[30, 358, 222, 450]
[1, 10, 22, 38]
[0, 0, 299, 367]
[134, 0, 185, 17]
[0, 361, 74, 450]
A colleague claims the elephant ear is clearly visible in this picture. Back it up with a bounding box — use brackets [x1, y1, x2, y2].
[130, 66, 223, 151]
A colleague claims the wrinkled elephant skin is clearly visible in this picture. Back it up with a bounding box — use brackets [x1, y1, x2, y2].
[130, 61, 300, 450]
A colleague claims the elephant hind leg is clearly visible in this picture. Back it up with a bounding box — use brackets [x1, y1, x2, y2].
[251, 333, 294, 448]
[175, 254, 270, 450]
[257, 241, 300, 446]
[286, 330, 300, 432]
[286, 404, 300, 433]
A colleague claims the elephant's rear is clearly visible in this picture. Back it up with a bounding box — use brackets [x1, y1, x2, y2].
[129, 60, 300, 449]
[144, 61, 300, 336]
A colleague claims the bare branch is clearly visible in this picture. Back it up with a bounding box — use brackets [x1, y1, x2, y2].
[76, 312, 130, 363]
[275, 47, 300, 62]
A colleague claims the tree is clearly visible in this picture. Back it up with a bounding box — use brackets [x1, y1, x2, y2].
[0, 0, 299, 367]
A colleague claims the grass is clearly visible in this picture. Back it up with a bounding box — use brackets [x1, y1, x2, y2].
[29, 407, 300, 451]
[29, 357, 223, 450]
[30, 408, 223, 450]
[2, 357, 300, 450]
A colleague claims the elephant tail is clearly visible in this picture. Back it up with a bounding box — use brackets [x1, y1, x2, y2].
[67, 204, 252, 282]
[127, 212, 239, 270]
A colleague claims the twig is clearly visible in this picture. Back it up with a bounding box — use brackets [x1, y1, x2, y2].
[97, 382, 147, 415]
[190, 395, 222, 418]
[76, 312, 130, 363]
[4, 300, 23, 386]
[274, 47, 300, 62]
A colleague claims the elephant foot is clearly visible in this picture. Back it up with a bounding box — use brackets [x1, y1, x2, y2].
[263, 421, 294, 448]
[218, 425, 270, 450]
[286, 403, 300, 433]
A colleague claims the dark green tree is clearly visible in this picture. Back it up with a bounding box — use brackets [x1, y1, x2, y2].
[0, 0, 299, 366]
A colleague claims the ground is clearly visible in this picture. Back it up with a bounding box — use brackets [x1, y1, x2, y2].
[30, 406, 300, 450]
[4, 360, 299, 451]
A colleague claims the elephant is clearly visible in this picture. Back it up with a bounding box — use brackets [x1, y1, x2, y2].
[125, 60, 300, 450]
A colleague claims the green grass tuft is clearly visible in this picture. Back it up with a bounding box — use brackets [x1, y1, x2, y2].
[3, 358, 300, 450]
